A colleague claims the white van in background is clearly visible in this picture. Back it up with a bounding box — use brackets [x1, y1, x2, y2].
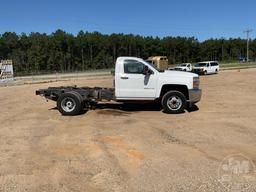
[193, 61, 219, 75]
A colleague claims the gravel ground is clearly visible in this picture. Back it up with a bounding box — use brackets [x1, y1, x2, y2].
[0, 69, 256, 192]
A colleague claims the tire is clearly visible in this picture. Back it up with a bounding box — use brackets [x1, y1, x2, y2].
[161, 91, 187, 114]
[71, 91, 84, 107]
[57, 91, 83, 116]
[215, 69, 218, 73]
[204, 70, 207, 75]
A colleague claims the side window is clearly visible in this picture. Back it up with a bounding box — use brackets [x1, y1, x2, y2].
[206, 63, 210, 67]
[124, 60, 144, 74]
[211, 62, 219, 66]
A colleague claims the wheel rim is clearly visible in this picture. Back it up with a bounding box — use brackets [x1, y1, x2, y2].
[167, 96, 182, 110]
[61, 97, 76, 112]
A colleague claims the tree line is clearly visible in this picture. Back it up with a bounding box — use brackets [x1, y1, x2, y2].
[0, 29, 255, 75]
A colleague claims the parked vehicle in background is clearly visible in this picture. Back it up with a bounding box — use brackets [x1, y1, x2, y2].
[173, 63, 192, 72]
[36, 57, 202, 115]
[147, 56, 169, 70]
[193, 61, 219, 75]
[239, 57, 247, 63]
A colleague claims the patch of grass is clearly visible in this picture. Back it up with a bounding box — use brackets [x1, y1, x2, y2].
[220, 62, 256, 69]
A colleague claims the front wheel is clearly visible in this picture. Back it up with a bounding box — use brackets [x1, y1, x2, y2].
[161, 91, 187, 114]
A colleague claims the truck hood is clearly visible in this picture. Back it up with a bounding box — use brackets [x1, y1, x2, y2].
[160, 70, 198, 78]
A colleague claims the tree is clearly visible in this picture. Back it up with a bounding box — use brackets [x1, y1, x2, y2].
[0, 29, 253, 75]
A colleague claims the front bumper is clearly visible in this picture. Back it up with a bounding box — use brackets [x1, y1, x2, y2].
[193, 68, 204, 75]
[188, 89, 202, 103]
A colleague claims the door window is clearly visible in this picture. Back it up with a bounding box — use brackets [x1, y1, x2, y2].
[124, 60, 144, 74]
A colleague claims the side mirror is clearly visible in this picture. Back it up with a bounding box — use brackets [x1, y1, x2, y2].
[148, 69, 153, 75]
[143, 66, 149, 75]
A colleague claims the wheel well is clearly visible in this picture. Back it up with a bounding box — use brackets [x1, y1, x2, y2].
[160, 84, 189, 100]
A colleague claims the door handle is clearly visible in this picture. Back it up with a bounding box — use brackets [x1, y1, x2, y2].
[121, 76, 129, 79]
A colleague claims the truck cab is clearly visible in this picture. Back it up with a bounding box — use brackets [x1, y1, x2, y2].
[115, 57, 201, 113]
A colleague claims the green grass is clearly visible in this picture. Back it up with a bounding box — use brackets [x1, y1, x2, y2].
[220, 62, 256, 69]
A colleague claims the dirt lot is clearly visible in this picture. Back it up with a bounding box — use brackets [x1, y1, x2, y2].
[1, 69, 256, 192]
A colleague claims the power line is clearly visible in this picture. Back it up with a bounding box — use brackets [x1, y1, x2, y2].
[243, 29, 253, 62]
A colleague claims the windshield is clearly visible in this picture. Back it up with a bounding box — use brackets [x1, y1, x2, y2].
[144, 60, 163, 72]
[195, 63, 207, 67]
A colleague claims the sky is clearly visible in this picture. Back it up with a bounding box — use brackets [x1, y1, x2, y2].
[0, 0, 255, 41]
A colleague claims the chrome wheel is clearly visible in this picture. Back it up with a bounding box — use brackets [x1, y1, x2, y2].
[61, 97, 76, 112]
[167, 96, 182, 110]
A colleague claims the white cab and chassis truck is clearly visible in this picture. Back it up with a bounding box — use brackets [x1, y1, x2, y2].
[36, 57, 202, 115]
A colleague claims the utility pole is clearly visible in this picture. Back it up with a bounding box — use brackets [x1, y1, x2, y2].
[244, 29, 253, 62]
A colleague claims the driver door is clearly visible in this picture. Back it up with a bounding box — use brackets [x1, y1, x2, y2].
[117, 60, 157, 99]
[206, 63, 211, 73]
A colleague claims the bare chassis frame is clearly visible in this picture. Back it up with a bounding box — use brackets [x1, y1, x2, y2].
[36, 86, 115, 104]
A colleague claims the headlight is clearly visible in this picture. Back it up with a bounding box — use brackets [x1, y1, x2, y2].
[193, 77, 200, 89]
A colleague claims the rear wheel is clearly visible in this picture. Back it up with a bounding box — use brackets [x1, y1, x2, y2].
[57, 91, 83, 116]
[161, 91, 187, 114]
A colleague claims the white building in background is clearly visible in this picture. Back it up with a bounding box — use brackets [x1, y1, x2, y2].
[0, 60, 14, 82]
